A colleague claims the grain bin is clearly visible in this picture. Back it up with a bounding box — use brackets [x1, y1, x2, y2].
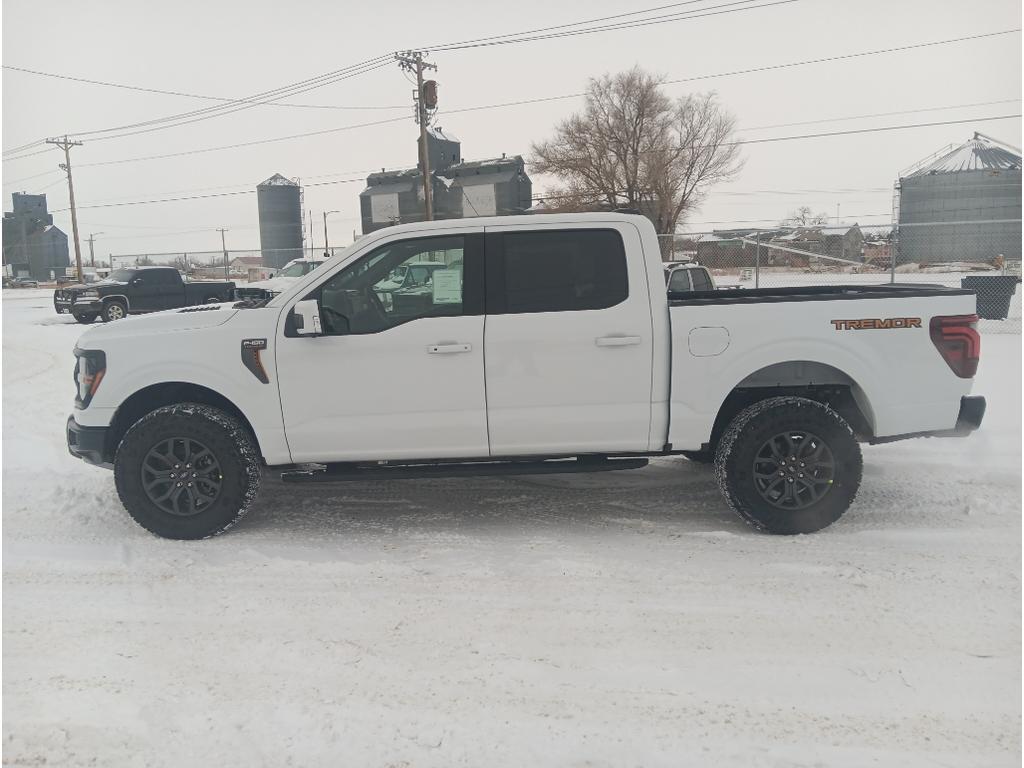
[257, 173, 303, 268]
[896, 134, 1021, 265]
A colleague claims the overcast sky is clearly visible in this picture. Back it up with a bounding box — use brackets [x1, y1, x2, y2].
[2, 0, 1021, 259]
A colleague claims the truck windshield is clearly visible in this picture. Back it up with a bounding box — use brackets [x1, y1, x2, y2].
[278, 261, 323, 278]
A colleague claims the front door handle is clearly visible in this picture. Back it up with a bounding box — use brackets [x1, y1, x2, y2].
[427, 343, 472, 354]
[595, 335, 642, 347]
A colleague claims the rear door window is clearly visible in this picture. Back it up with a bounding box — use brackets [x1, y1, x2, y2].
[690, 269, 713, 292]
[668, 269, 692, 292]
[492, 229, 628, 314]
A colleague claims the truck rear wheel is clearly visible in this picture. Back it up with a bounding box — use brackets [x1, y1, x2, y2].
[714, 396, 862, 534]
[114, 403, 261, 539]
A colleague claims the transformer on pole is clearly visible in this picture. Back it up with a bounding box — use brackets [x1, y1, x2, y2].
[395, 51, 438, 221]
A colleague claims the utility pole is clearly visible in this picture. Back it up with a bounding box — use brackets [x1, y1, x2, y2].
[46, 136, 84, 282]
[217, 228, 229, 278]
[308, 210, 314, 258]
[86, 232, 104, 268]
[323, 210, 339, 256]
[395, 51, 437, 221]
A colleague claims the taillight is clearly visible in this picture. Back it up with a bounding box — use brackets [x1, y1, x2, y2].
[930, 314, 980, 378]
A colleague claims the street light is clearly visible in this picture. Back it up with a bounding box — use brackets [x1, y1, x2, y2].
[323, 210, 341, 256]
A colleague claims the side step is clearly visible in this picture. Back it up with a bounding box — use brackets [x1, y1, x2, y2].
[280, 456, 649, 483]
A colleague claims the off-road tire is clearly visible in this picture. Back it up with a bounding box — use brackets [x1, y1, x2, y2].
[714, 396, 862, 534]
[72, 312, 98, 324]
[114, 403, 261, 539]
[102, 299, 127, 322]
[681, 449, 714, 464]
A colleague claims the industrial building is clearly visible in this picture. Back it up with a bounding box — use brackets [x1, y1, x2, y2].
[2, 192, 70, 280]
[359, 128, 532, 234]
[896, 133, 1021, 264]
[256, 173, 303, 268]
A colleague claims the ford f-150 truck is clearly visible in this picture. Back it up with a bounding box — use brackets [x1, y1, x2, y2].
[54, 266, 235, 323]
[65, 213, 985, 540]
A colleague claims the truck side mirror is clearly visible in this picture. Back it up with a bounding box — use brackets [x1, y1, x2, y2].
[293, 299, 322, 336]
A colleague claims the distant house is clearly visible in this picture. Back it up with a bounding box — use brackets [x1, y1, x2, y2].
[768, 224, 864, 265]
[229, 256, 263, 271]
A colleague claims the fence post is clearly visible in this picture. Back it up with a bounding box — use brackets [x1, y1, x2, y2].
[755, 230, 761, 289]
[890, 227, 897, 284]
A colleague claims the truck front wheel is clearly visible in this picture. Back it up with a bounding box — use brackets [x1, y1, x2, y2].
[714, 396, 862, 534]
[102, 300, 127, 322]
[114, 404, 261, 539]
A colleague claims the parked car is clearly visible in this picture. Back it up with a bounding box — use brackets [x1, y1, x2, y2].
[66, 212, 985, 540]
[234, 258, 326, 303]
[56, 275, 76, 285]
[664, 263, 715, 293]
[13, 277, 39, 288]
[372, 260, 450, 310]
[54, 266, 235, 323]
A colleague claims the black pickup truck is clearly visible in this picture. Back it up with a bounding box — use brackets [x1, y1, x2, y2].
[54, 266, 235, 323]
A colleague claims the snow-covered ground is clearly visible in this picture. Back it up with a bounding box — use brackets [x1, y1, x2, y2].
[3, 288, 1020, 767]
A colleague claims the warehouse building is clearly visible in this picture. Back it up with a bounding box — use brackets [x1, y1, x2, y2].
[2, 193, 70, 280]
[896, 133, 1021, 264]
[359, 129, 532, 234]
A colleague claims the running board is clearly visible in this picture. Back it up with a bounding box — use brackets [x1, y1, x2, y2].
[280, 457, 649, 483]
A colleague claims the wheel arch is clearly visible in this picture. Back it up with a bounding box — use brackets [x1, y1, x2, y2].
[705, 360, 876, 452]
[105, 382, 261, 463]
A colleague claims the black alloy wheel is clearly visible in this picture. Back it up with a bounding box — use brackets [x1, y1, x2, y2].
[141, 437, 223, 516]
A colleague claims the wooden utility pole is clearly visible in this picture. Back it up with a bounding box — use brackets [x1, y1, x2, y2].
[217, 228, 229, 278]
[395, 51, 437, 221]
[46, 136, 84, 281]
[86, 232, 104, 268]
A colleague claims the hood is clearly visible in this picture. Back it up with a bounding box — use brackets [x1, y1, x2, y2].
[242, 275, 301, 292]
[77, 303, 238, 346]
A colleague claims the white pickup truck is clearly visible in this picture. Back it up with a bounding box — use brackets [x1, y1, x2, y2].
[66, 213, 985, 540]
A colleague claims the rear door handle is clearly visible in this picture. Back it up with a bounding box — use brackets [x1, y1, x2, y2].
[595, 335, 642, 347]
[427, 343, 472, 354]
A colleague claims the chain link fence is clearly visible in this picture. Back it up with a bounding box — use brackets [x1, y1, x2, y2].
[98, 222, 1020, 335]
[100, 247, 346, 281]
[660, 222, 1021, 336]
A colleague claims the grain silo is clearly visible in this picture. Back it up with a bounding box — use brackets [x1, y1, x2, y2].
[896, 133, 1021, 265]
[257, 173, 303, 268]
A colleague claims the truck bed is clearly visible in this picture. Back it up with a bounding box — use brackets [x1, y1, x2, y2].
[669, 283, 974, 306]
[666, 283, 978, 449]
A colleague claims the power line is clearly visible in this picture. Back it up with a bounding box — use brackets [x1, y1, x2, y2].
[50, 176, 368, 212]
[4, 27, 1019, 166]
[4, 0, 788, 154]
[75, 115, 409, 168]
[432, 0, 798, 52]
[73, 59, 395, 142]
[1, 64, 407, 111]
[46, 113, 1022, 214]
[1, 54, 396, 157]
[662, 28, 1021, 87]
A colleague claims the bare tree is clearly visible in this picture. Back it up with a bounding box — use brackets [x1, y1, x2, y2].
[531, 67, 743, 235]
[781, 206, 830, 227]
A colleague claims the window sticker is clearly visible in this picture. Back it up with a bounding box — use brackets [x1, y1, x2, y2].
[431, 269, 462, 304]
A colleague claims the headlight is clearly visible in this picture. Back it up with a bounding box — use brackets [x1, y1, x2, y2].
[73, 348, 106, 408]
[78, 289, 99, 298]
